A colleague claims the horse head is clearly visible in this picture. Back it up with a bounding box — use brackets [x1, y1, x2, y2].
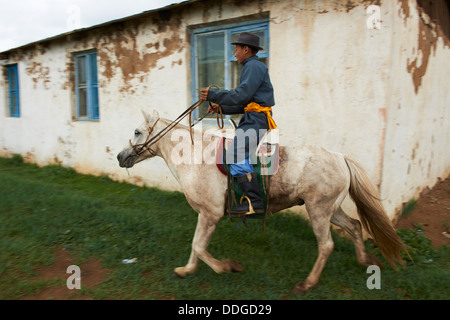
[117, 109, 160, 168]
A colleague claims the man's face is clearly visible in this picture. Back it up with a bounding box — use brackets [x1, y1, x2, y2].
[234, 45, 248, 64]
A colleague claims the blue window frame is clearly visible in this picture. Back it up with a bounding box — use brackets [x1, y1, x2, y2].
[7, 64, 20, 117]
[74, 51, 99, 121]
[190, 19, 270, 123]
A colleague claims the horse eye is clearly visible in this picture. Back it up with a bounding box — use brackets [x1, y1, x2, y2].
[134, 130, 141, 136]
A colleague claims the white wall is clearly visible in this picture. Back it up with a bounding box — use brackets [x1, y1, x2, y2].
[381, 0, 450, 215]
[1, 0, 449, 220]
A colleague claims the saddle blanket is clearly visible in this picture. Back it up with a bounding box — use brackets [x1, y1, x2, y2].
[215, 136, 279, 220]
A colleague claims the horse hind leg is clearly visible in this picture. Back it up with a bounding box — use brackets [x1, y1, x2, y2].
[331, 207, 383, 267]
[292, 204, 335, 294]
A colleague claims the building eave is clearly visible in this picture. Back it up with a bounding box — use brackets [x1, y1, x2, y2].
[0, 0, 199, 58]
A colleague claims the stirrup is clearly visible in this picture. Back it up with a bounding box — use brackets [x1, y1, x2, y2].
[239, 195, 255, 215]
[229, 195, 255, 216]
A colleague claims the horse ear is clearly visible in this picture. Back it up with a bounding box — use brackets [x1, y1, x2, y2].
[152, 109, 160, 120]
[141, 110, 151, 124]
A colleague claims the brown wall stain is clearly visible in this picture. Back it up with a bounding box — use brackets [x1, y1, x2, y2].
[4, 43, 48, 62]
[417, 0, 450, 41]
[406, 21, 435, 94]
[406, 10, 443, 94]
[62, 53, 74, 91]
[93, 12, 184, 93]
[403, 0, 449, 94]
[314, 0, 382, 13]
[398, 0, 410, 21]
[378, 107, 387, 188]
[25, 62, 50, 89]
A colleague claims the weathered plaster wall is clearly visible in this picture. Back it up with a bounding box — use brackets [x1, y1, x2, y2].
[0, 9, 192, 190]
[381, 0, 450, 216]
[0, 0, 448, 220]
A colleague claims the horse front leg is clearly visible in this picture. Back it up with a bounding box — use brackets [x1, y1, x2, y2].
[174, 211, 243, 278]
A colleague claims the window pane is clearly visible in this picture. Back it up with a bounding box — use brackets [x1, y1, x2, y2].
[192, 22, 269, 124]
[259, 57, 268, 67]
[78, 88, 87, 117]
[90, 86, 99, 119]
[231, 61, 242, 89]
[89, 53, 98, 85]
[7, 65, 20, 117]
[76, 55, 87, 86]
[74, 52, 100, 120]
[230, 61, 243, 121]
[197, 32, 225, 118]
[9, 68, 17, 91]
[10, 92, 17, 115]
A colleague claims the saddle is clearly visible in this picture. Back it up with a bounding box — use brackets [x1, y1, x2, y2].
[215, 131, 280, 224]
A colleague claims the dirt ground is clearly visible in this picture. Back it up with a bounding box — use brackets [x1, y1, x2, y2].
[18, 176, 450, 300]
[395, 175, 450, 248]
[18, 248, 110, 300]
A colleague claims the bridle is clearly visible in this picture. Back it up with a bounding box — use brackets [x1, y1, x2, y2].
[129, 118, 160, 156]
[129, 85, 224, 156]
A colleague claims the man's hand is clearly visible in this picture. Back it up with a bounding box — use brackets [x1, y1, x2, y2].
[201, 87, 220, 113]
[200, 88, 210, 101]
[207, 103, 220, 114]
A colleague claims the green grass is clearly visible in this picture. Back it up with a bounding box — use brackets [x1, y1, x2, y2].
[400, 199, 417, 218]
[0, 155, 449, 300]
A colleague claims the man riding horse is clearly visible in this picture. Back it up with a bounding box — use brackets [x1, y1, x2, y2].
[118, 33, 408, 294]
[201, 32, 277, 216]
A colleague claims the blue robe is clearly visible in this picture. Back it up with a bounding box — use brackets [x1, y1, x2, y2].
[207, 55, 275, 176]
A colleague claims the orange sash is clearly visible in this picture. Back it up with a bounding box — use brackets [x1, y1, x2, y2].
[244, 102, 277, 130]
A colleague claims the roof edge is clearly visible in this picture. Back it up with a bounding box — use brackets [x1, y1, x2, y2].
[0, 0, 197, 56]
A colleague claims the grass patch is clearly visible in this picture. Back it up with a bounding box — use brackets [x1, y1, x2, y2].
[0, 156, 449, 300]
[400, 199, 417, 218]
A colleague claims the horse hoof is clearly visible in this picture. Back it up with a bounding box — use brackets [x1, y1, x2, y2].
[223, 260, 244, 273]
[361, 254, 385, 269]
[291, 282, 313, 295]
[174, 268, 187, 279]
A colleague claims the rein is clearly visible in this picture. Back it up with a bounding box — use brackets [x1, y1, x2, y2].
[130, 85, 224, 155]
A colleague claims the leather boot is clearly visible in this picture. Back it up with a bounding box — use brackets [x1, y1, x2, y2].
[231, 172, 265, 214]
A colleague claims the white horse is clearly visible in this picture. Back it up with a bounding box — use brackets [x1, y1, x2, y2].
[117, 110, 408, 294]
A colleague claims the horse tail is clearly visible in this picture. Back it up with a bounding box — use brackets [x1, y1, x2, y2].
[344, 155, 409, 269]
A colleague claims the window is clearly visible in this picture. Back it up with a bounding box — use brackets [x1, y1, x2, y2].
[191, 19, 269, 123]
[74, 51, 99, 120]
[6, 64, 20, 117]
